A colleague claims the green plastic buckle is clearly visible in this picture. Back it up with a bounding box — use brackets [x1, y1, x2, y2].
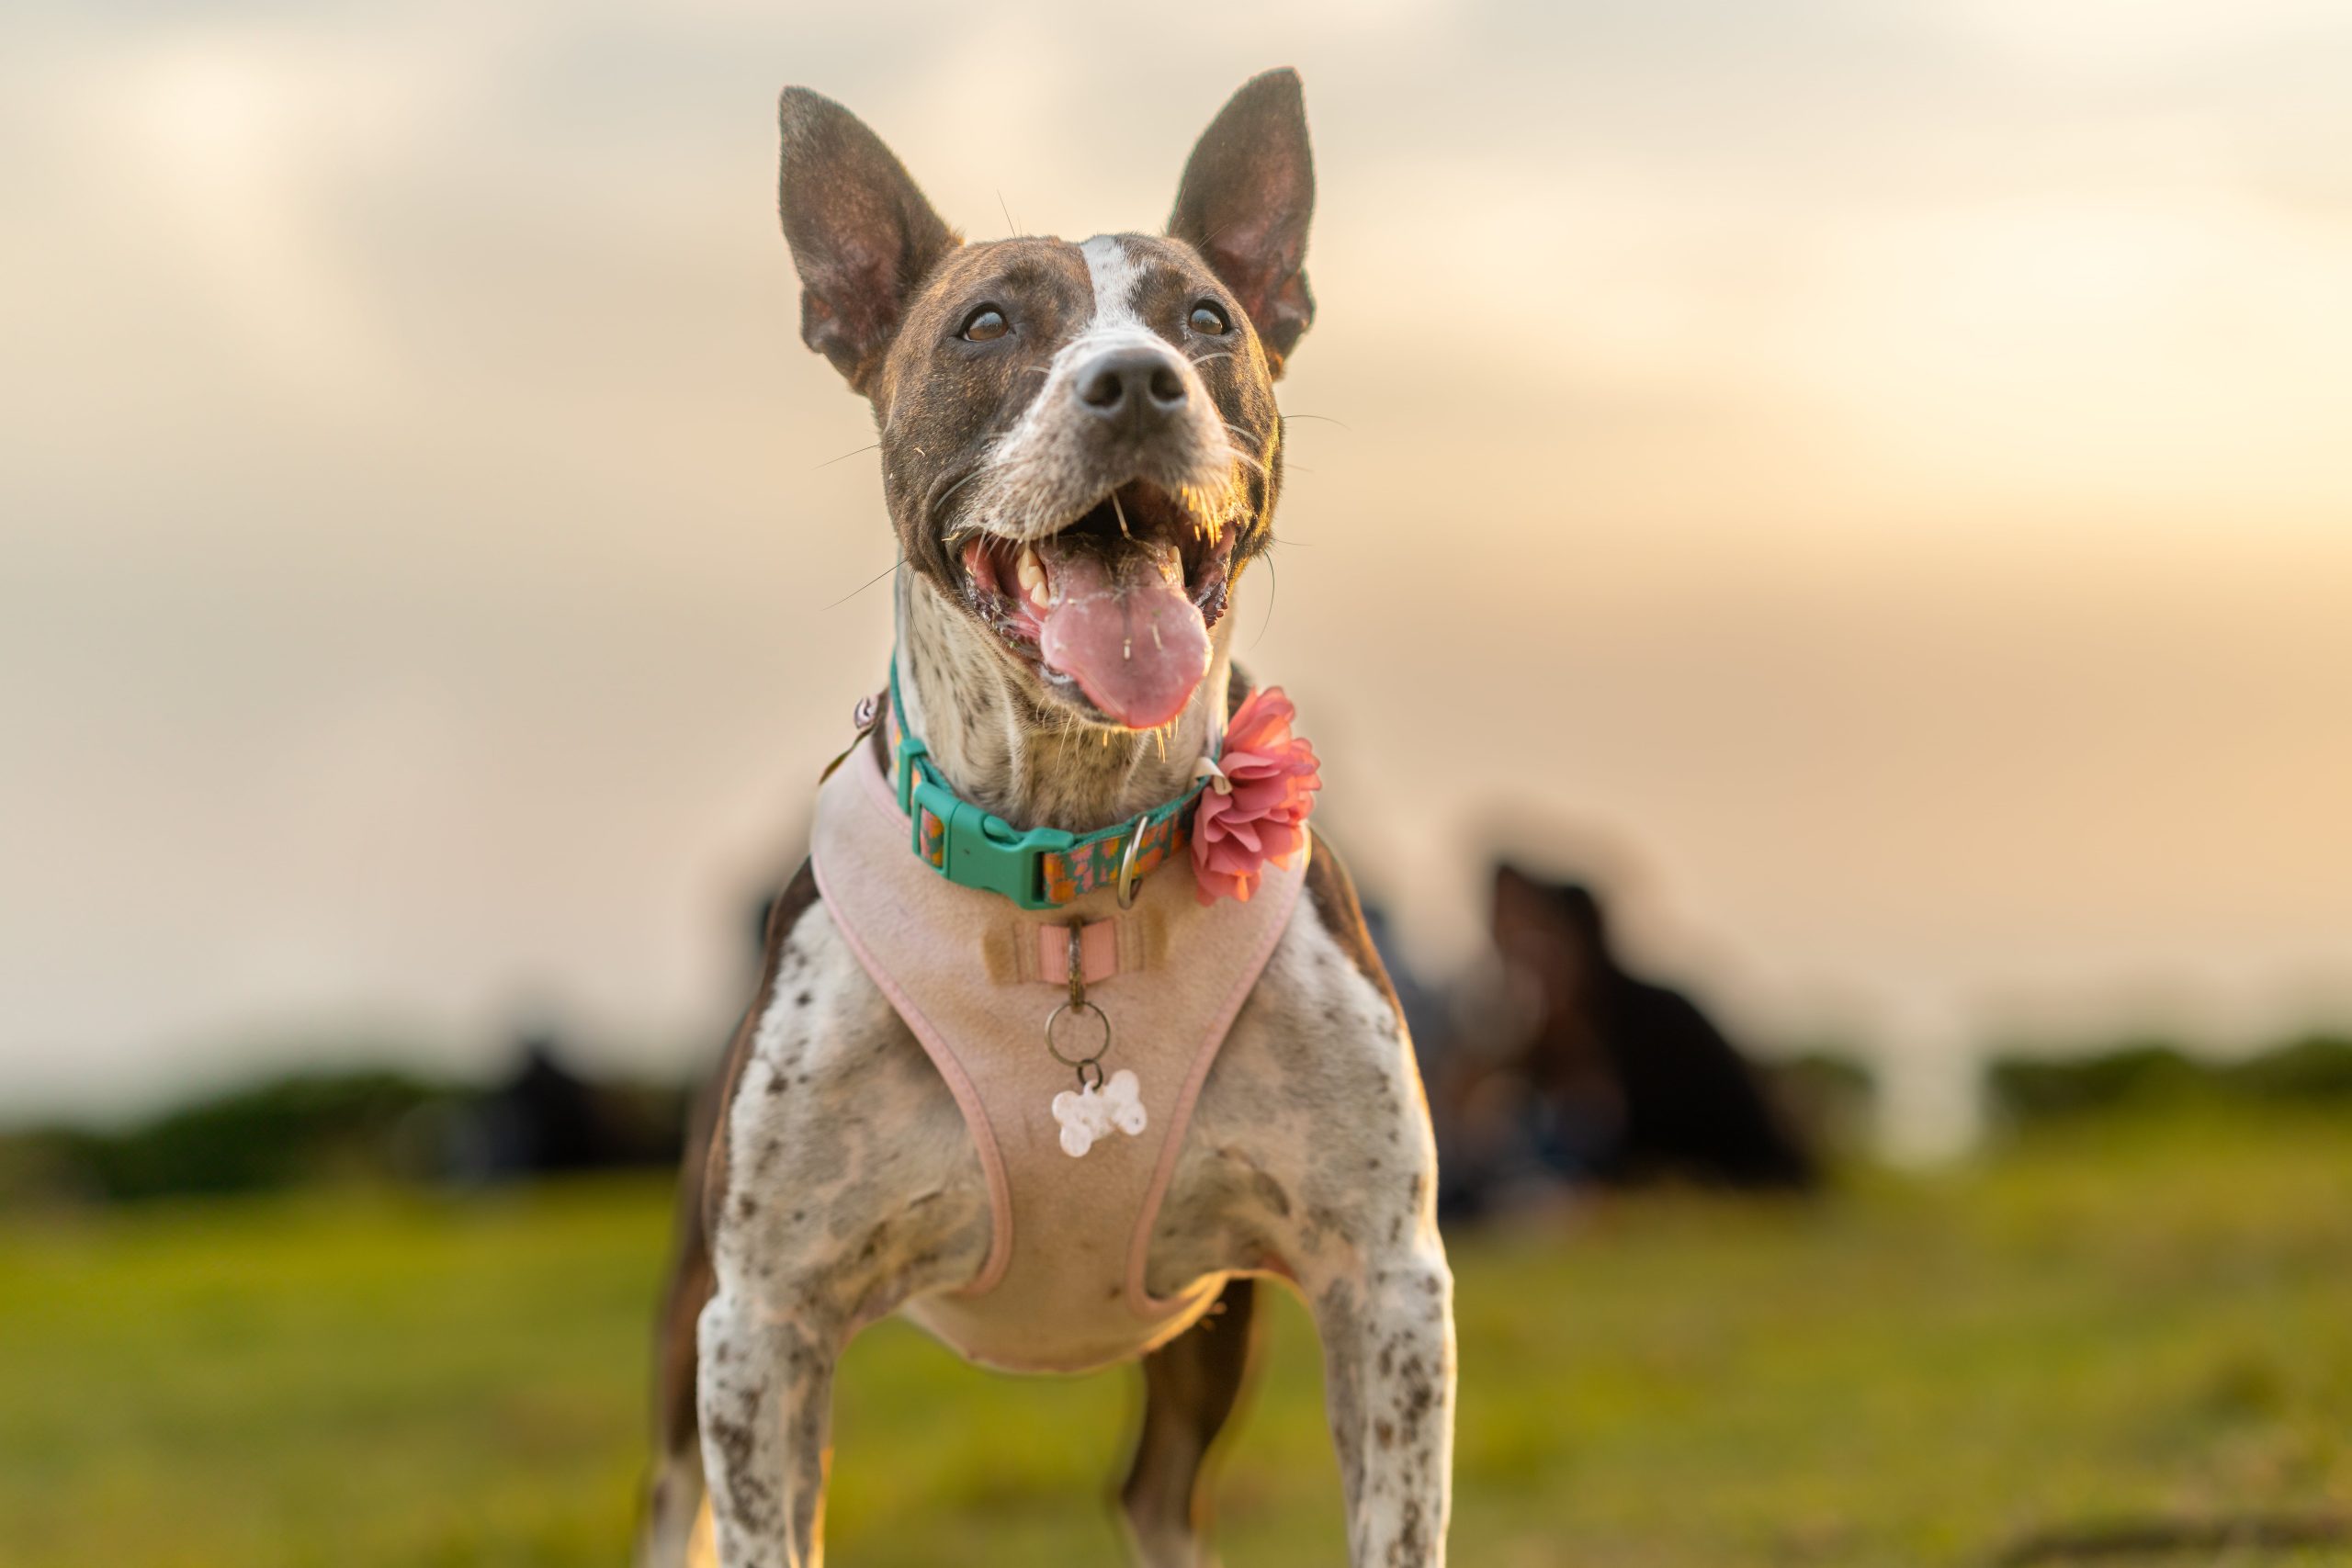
[897, 736, 1076, 910]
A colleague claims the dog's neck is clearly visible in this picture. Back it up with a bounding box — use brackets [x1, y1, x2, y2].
[893, 572, 1232, 836]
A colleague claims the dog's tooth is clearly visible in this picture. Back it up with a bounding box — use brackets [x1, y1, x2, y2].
[1016, 545, 1050, 608]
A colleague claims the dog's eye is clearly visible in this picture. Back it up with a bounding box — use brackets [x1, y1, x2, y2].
[960, 307, 1010, 343]
[1188, 301, 1229, 336]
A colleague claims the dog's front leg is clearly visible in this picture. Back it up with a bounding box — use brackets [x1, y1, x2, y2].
[1299, 1230, 1456, 1566]
[696, 1180, 986, 1568]
[690, 904, 993, 1568]
[696, 1287, 838, 1568]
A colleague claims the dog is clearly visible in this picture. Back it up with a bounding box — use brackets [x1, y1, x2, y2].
[637, 69, 1455, 1568]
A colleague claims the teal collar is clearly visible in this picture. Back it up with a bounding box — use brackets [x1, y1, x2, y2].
[887, 656, 1216, 910]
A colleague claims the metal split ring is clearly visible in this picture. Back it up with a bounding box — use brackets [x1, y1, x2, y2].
[1115, 816, 1150, 909]
[1044, 999, 1113, 1071]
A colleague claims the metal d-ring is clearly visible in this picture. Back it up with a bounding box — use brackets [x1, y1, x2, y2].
[1045, 999, 1114, 1073]
[1114, 815, 1150, 909]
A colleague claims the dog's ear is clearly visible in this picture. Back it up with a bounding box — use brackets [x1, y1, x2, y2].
[1167, 68, 1316, 376]
[778, 88, 960, 394]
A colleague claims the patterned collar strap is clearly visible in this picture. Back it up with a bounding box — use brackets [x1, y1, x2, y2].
[886, 659, 1211, 911]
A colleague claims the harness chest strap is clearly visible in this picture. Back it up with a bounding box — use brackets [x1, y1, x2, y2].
[807, 738, 1306, 1375]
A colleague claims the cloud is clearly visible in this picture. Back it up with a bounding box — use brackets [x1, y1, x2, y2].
[6, 0, 2352, 1110]
[1932, 0, 2350, 69]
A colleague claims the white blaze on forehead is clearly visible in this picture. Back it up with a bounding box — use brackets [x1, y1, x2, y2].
[1079, 234, 1148, 333]
[956, 231, 1231, 547]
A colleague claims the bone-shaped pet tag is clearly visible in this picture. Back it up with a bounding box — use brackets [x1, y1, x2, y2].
[1052, 1068, 1148, 1157]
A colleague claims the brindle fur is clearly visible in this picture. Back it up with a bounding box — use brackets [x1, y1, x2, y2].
[638, 70, 1454, 1568]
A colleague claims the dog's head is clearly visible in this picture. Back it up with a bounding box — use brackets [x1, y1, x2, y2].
[776, 70, 1314, 732]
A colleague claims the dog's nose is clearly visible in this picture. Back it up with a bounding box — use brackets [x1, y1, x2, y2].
[1073, 347, 1188, 429]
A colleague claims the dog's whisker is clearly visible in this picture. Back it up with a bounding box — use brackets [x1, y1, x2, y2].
[814, 442, 881, 469]
[823, 555, 903, 610]
[1220, 442, 1270, 479]
[1251, 552, 1278, 649]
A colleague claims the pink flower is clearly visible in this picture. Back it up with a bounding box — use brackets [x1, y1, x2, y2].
[1192, 686, 1321, 905]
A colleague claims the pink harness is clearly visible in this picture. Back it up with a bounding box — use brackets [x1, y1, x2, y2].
[809, 739, 1306, 1373]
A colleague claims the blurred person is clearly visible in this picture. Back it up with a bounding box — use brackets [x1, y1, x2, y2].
[1436, 863, 1814, 1216]
[442, 1028, 685, 1182]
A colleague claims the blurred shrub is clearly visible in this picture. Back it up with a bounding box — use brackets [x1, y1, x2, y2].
[2228, 1032, 2352, 1100]
[4, 1071, 455, 1203]
[0, 1055, 691, 1207]
[1985, 1032, 2352, 1130]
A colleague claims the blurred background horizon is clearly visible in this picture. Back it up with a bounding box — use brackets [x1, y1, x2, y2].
[6, 0, 2351, 1156]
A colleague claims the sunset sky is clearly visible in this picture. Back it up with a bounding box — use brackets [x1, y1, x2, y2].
[5, 0, 2348, 1145]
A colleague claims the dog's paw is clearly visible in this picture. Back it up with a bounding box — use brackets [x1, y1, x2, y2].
[1052, 1069, 1148, 1158]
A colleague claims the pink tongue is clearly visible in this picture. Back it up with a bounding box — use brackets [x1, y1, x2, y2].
[1036, 536, 1210, 729]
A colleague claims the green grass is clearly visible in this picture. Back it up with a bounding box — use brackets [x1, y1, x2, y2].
[2, 1110, 2347, 1566]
